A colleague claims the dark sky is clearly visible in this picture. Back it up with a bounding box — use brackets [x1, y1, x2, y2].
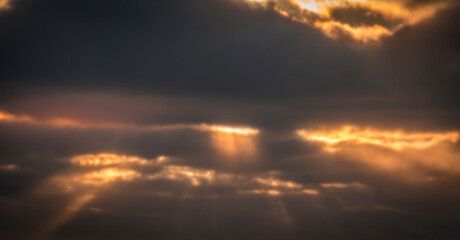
[0, 0, 459, 239]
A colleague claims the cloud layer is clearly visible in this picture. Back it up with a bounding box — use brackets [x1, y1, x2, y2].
[0, 0, 459, 239]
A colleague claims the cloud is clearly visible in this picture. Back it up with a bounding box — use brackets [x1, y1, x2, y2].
[297, 125, 460, 178]
[297, 125, 459, 151]
[6, 152, 330, 238]
[0, 0, 11, 11]
[0, 0, 459, 239]
[241, 0, 455, 43]
[0, 164, 18, 171]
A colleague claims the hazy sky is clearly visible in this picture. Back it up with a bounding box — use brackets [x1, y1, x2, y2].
[0, 0, 459, 239]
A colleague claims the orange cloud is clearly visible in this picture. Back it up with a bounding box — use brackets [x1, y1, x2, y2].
[27, 152, 329, 238]
[0, 110, 260, 156]
[70, 153, 168, 167]
[297, 125, 459, 151]
[0, 0, 11, 11]
[241, 0, 451, 43]
[297, 125, 460, 178]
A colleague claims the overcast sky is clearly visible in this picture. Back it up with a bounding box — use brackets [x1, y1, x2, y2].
[0, 0, 459, 239]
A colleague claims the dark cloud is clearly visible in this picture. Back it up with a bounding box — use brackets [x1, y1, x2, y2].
[0, 0, 459, 239]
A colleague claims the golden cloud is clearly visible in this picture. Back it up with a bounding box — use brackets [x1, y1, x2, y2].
[297, 125, 460, 178]
[0, 0, 11, 11]
[70, 153, 168, 167]
[241, 0, 451, 43]
[0, 110, 260, 157]
[297, 125, 459, 151]
[27, 152, 330, 237]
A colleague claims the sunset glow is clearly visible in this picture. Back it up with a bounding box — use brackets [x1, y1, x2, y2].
[243, 0, 449, 43]
[1, 0, 459, 238]
[297, 126, 459, 151]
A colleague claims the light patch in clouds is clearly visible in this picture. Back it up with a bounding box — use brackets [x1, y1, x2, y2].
[29, 152, 322, 238]
[297, 125, 459, 151]
[0, 110, 259, 135]
[0, 0, 11, 11]
[147, 165, 217, 186]
[253, 177, 303, 189]
[320, 182, 366, 189]
[298, 125, 460, 178]
[242, 0, 451, 43]
[0, 110, 260, 157]
[0, 164, 19, 171]
[70, 153, 169, 167]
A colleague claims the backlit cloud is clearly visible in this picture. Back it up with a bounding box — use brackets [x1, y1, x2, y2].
[0, 110, 260, 157]
[297, 125, 459, 151]
[241, 0, 453, 42]
[298, 125, 460, 177]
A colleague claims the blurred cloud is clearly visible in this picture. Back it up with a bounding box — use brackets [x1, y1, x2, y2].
[0, 0, 459, 239]
[241, 0, 455, 42]
[297, 125, 459, 151]
[0, 0, 11, 11]
[0, 164, 19, 171]
[298, 125, 460, 178]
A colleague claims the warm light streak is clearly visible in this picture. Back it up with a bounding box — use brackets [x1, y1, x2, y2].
[314, 20, 392, 42]
[199, 124, 259, 136]
[320, 182, 365, 189]
[297, 126, 459, 151]
[0, 111, 260, 139]
[302, 189, 319, 195]
[298, 125, 460, 177]
[254, 177, 302, 189]
[147, 165, 216, 186]
[70, 153, 168, 167]
[0, 164, 19, 170]
[76, 168, 141, 185]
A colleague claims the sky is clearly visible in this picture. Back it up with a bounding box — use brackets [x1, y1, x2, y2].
[0, 0, 459, 239]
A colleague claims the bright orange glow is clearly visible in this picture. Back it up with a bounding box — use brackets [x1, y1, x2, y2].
[298, 125, 460, 178]
[297, 126, 459, 151]
[254, 177, 302, 189]
[70, 153, 168, 167]
[76, 168, 141, 185]
[302, 189, 319, 195]
[196, 124, 259, 157]
[314, 20, 392, 43]
[0, 0, 11, 10]
[210, 131, 258, 157]
[199, 124, 259, 136]
[241, 0, 449, 43]
[0, 111, 261, 153]
[0, 111, 33, 123]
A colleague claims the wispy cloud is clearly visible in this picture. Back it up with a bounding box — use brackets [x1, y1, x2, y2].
[297, 125, 460, 178]
[241, 0, 453, 43]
